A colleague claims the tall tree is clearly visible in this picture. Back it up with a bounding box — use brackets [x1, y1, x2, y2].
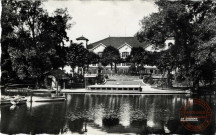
[127, 47, 145, 65]
[87, 52, 100, 67]
[66, 43, 93, 75]
[66, 43, 80, 74]
[2, 0, 72, 87]
[101, 46, 121, 73]
[137, 0, 216, 91]
[1, 0, 20, 84]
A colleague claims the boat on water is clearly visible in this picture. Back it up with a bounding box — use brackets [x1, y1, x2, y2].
[1, 96, 12, 105]
[1, 96, 27, 105]
[28, 96, 66, 102]
[10, 96, 27, 105]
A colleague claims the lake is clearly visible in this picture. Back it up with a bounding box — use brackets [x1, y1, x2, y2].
[1, 94, 215, 134]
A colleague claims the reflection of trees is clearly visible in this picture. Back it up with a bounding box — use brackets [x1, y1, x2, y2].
[84, 95, 183, 133]
[130, 119, 147, 129]
[102, 117, 119, 128]
[67, 118, 84, 133]
[65, 94, 216, 134]
[1, 102, 66, 134]
[4, 94, 215, 134]
[166, 119, 181, 133]
[1, 105, 30, 134]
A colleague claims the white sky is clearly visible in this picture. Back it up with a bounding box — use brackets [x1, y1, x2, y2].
[43, 0, 158, 44]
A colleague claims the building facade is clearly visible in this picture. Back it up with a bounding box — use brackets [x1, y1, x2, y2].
[87, 36, 172, 74]
[63, 36, 174, 75]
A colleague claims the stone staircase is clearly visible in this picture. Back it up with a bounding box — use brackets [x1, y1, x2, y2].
[107, 75, 140, 81]
[105, 75, 144, 86]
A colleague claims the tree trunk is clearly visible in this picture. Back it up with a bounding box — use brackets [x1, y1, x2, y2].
[114, 63, 117, 73]
[56, 79, 58, 96]
[71, 67, 75, 77]
[193, 77, 199, 92]
[83, 67, 85, 75]
[167, 69, 172, 88]
[35, 78, 39, 89]
[110, 63, 113, 70]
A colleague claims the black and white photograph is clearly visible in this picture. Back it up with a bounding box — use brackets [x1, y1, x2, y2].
[1, 0, 216, 134]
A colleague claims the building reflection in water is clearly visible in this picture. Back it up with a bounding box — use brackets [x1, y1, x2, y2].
[0, 94, 215, 134]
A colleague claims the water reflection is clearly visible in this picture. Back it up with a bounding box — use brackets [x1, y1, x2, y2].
[1, 102, 66, 134]
[1, 94, 215, 134]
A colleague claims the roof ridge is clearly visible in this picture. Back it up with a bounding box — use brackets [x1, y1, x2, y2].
[88, 36, 110, 45]
[88, 36, 147, 50]
[110, 36, 134, 38]
[89, 36, 135, 45]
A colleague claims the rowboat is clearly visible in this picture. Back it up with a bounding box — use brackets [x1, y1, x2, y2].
[1, 96, 27, 105]
[10, 96, 27, 105]
[1, 96, 12, 105]
[28, 96, 66, 102]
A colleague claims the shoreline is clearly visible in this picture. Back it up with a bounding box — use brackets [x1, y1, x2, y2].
[61, 85, 191, 94]
[4, 84, 216, 95]
[2, 84, 216, 94]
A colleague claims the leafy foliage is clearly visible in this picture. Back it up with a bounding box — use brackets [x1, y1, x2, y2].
[1, 0, 72, 86]
[66, 43, 99, 74]
[101, 46, 121, 73]
[137, 0, 216, 90]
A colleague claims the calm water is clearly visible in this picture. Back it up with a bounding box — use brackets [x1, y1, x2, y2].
[1, 94, 215, 134]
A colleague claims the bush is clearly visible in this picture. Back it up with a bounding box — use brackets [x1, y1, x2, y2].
[97, 74, 105, 84]
[104, 74, 109, 79]
[128, 64, 137, 75]
[176, 74, 186, 83]
[147, 77, 155, 85]
[143, 76, 149, 83]
[143, 76, 154, 85]
[72, 73, 84, 83]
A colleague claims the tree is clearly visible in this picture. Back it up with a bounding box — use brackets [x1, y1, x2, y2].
[66, 43, 94, 75]
[66, 43, 80, 74]
[2, 0, 72, 87]
[1, 0, 20, 84]
[137, 0, 216, 91]
[101, 46, 121, 73]
[127, 47, 145, 65]
[87, 52, 100, 67]
[128, 64, 137, 75]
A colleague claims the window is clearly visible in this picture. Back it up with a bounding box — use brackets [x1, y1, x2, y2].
[122, 63, 127, 66]
[92, 64, 97, 66]
[123, 69, 128, 73]
[98, 52, 103, 57]
[122, 52, 129, 58]
[122, 63, 130, 66]
[126, 63, 131, 66]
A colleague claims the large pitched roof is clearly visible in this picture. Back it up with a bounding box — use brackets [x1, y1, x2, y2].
[87, 37, 148, 50]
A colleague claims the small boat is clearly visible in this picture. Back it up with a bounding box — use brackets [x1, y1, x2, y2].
[28, 96, 66, 102]
[10, 96, 27, 105]
[1, 96, 27, 105]
[10, 105, 17, 110]
[1, 96, 12, 105]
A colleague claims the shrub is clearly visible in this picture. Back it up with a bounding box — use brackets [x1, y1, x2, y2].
[147, 77, 155, 85]
[128, 64, 137, 75]
[73, 73, 84, 83]
[104, 74, 109, 79]
[143, 76, 149, 83]
[143, 76, 154, 85]
[97, 74, 105, 84]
